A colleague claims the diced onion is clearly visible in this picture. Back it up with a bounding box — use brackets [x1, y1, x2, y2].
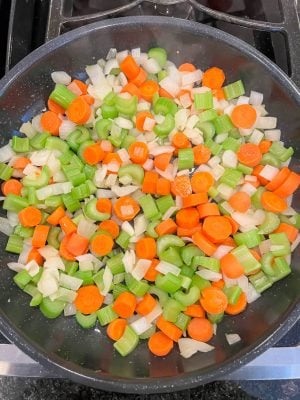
[36, 182, 73, 200]
[259, 239, 271, 255]
[143, 117, 156, 132]
[149, 145, 174, 156]
[145, 303, 162, 324]
[213, 245, 234, 260]
[7, 262, 25, 273]
[249, 90, 263, 106]
[38, 245, 58, 259]
[291, 234, 300, 251]
[240, 183, 257, 196]
[115, 117, 133, 130]
[259, 165, 279, 181]
[37, 273, 58, 297]
[0, 217, 13, 236]
[112, 185, 139, 197]
[226, 333, 241, 345]
[122, 250, 136, 273]
[0, 144, 16, 163]
[101, 266, 113, 296]
[96, 189, 114, 198]
[143, 159, 154, 171]
[155, 261, 181, 276]
[196, 269, 222, 282]
[131, 317, 152, 335]
[59, 120, 77, 140]
[134, 214, 147, 236]
[142, 58, 161, 74]
[44, 256, 65, 271]
[122, 221, 134, 236]
[77, 218, 97, 239]
[237, 96, 249, 105]
[162, 206, 178, 221]
[19, 122, 36, 138]
[181, 69, 202, 86]
[132, 259, 152, 281]
[159, 76, 180, 97]
[249, 129, 264, 144]
[175, 109, 190, 131]
[64, 303, 77, 317]
[264, 129, 281, 141]
[178, 338, 214, 358]
[255, 116, 277, 130]
[245, 283, 261, 303]
[51, 71, 71, 85]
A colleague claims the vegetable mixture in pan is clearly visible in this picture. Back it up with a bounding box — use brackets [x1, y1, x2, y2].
[0, 47, 299, 358]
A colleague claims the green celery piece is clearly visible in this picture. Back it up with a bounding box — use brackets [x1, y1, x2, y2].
[125, 274, 149, 296]
[153, 97, 177, 115]
[85, 198, 110, 221]
[76, 312, 97, 329]
[193, 256, 220, 272]
[233, 229, 263, 248]
[40, 297, 66, 319]
[95, 119, 112, 139]
[207, 312, 224, 324]
[148, 286, 169, 306]
[191, 274, 211, 292]
[174, 286, 200, 307]
[49, 84, 76, 109]
[181, 244, 204, 266]
[160, 246, 183, 267]
[155, 273, 181, 294]
[251, 186, 266, 209]
[249, 271, 272, 293]
[178, 148, 194, 170]
[156, 195, 175, 215]
[97, 305, 118, 326]
[23, 166, 51, 188]
[269, 232, 291, 256]
[154, 114, 175, 138]
[223, 80, 245, 100]
[223, 285, 242, 305]
[114, 326, 139, 357]
[163, 298, 184, 322]
[148, 47, 167, 68]
[258, 212, 280, 234]
[118, 164, 144, 185]
[157, 235, 185, 257]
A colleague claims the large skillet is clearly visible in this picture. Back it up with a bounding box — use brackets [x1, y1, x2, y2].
[0, 17, 299, 394]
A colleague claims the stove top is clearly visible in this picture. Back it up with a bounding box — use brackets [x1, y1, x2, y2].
[0, 0, 299, 382]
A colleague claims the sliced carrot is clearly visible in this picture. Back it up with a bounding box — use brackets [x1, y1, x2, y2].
[197, 203, 220, 219]
[107, 318, 127, 341]
[128, 141, 149, 165]
[265, 167, 290, 191]
[250, 249, 261, 261]
[178, 63, 196, 72]
[156, 178, 171, 196]
[72, 79, 88, 95]
[176, 207, 199, 229]
[90, 233, 113, 256]
[1, 179, 22, 196]
[12, 157, 31, 170]
[228, 191, 251, 213]
[131, 67, 147, 87]
[192, 231, 217, 256]
[102, 152, 122, 173]
[96, 198, 112, 214]
[66, 232, 89, 256]
[74, 285, 104, 314]
[59, 234, 75, 261]
[112, 291, 137, 318]
[154, 153, 172, 171]
[258, 140, 272, 154]
[113, 196, 140, 221]
[187, 317, 213, 342]
[27, 248, 44, 266]
[193, 144, 211, 165]
[144, 259, 160, 282]
[184, 304, 205, 318]
[182, 192, 208, 208]
[121, 83, 141, 97]
[237, 143, 262, 167]
[59, 215, 77, 235]
[172, 132, 190, 149]
[220, 253, 244, 279]
[225, 292, 247, 315]
[139, 80, 159, 102]
[98, 219, 120, 239]
[155, 218, 177, 236]
[47, 98, 65, 114]
[224, 215, 239, 235]
[171, 175, 192, 198]
[135, 111, 154, 132]
[67, 97, 91, 125]
[202, 67, 225, 90]
[47, 206, 65, 225]
[156, 316, 182, 342]
[148, 331, 174, 356]
[142, 171, 159, 194]
[273, 171, 300, 198]
[81, 94, 94, 105]
[261, 191, 287, 213]
[212, 279, 225, 289]
[191, 171, 214, 193]
[177, 224, 202, 237]
[31, 225, 50, 248]
[231, 104, 257, 129]
[252, 165, 269, 186]
[274, 222, 298, 242]
[136, 237, 157, 259]
[222, 236, 237, 247]
[200, 286, 228, 314]
[136, 293, 157, 316]
[202, 216, 232, 243]
[82, 143, 105, 165]
[159, 87, 173, 99]
[18, 206, 42, 227]
[40, 111, 61, 136]
[213, 88, 225, 100]
[120, 55, 140, 80]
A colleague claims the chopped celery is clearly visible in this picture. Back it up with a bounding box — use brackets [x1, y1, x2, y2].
[223, 80, 245, 100]
[163, 298, 184, 322]
[97, 305, 118, 326]
[233, 229, 263, 248]
[40, 297, 65, 319]
[174, 286, 200, 307]
[269, 233, 291, 256]
[231, 245, 261, 274]
[114, 326, 139, 356]
[125, 274, 149, 296]
[223, 285, 242, 305]
[76, 312, 97, 329]
[181, 244, 204, 266]
[148, 47, 167, 68]
[157, 235, 185, 257]
[160, 246, 183, 267]
[154, 114, 175, 138]
[118, 164, 144, 185]
[156, 195, 175, 215]
[175, 313, 191, 331]
[258, 212, 280, 235]
[178, 148, 194, 170]
[155, 273, 181, 294]
[49, 83, 76, 108]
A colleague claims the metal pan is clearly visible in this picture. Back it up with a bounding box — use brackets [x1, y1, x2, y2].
[0, 16, 299, 394]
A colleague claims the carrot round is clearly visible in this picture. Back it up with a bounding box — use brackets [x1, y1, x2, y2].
[47, 98, 65, 114]
[156, 178, 171, 196]
[148, 331, 174, 356]
[224, 215, 239, 234]
[121, 83, 141, 97]
[96, 198, 112, 214]
[178, 63, 196, 72]
[155, 218, 177, 236]
[265, 167, 290, 191]
[182, 192, 208, 208]
[176, 207, 200, 229]
[13, 157, 31, 170]
[202, 67, 225, 90]
[202, 216, 232, 243]
[171, 175, 192, 198]
[250, 249, 261, 261]
[66, 232, 89, 256]
[258, 140, 272, 154]
[131, 67, 147, 87]
[191, 171, 214, 193]
[225, 292, 247, 315]
[193, 144, 211, 165]
[112, 291, 137, 318]
[74, 285, 104, 314]
[231, 104, 257, 129]
[90, 233, 113, 256]
[184, 304, 205, 318]
[135, 111, 154, 132]
[200, 286, 228, 314]
[59, 215, 77, 235]
[154, 153, 172, 171]
[139, 80, 159, 102]
[1, 179, 23, 196]
[72, 79, 88, 94]
[261, 191, 287, 213]
[197, 203, 220, 219]
[67, 97, 91, 124]
[156, 316, 182, 342]
[237, 143, 262, 167]
[82, 143, 105, 165]
[136, 237, 157, 259]
[213, 88, 225, 100]
[212, 279, 225, 289]
[107, 318, 127, 341]
[228, 191, 251, 213]
[172, 132, 190, 149]
[222, 236, 237, 247]
[220, 253, 244, 279]
[32, 225, 50, 248]
[27, 248, 44, 266]
[273, 171, 300, 198]
[177, 224, 202, 237]
[128, 141, 149, 165]
[59, 234, 75, 261]
[99, 219, 120, 239]
[274, 222, 298, 242]
[120, 55, 140, 80]
[187, 317, 213, 342]
[144, 259, 160, 282]
[136, 293, 157, 316]
[102, 153, 122, 173]
[18, 206, 42, 227]
[40, 111, 61, 136]
[47, 206, 65, 225]
[192, 231, 217, 256]
[142, 171, 159, 195]
[252, 165, 269, 186]
[113, 196, 140, 221]
[159, 87, 173, 99]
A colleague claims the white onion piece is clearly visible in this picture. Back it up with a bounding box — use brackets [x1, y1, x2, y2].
[162, 206, 178, 221]
[180, 93, 192, 108]
[255, 116, 277, 130]
[59, 120, 76, 139]
[159, 76, 180, 97]
[281, 206, 296, 216]
[145, 303, 162, 324]
[156, 261, 181, 276]
[259, 165, 279, 181]
[232, 212, 256, 226]
[178, 338, 214, 359]
[7, 262, 25, 273]
[211, 164, 225, 181]
[101, 266, 113, 296]
[142, 117, 155, 132]
[143, 159, 154, 171]
[111, 185, 139, 197]
[264, 129, 281, 141]
[223, 104, 234, 116]
[94, 166, 108, 187]
[253, 210, 266, 225]
[249, 91, 263, 106]
[64, 303, 77, 317]
[96, 189, 113, 198]
[103, 293, 114, 305]
[51, 71, 71, 85]
[213, 245, 234, 260]
[38, 273, 58, 297]
[134, 214, 147, 236]
[291, 234, 300, 252]
[226, 333, 241, 345]
[208, 156, 221, 168]
[237, 96, 249, 105]
[236, 275, 249, 293]
[104, 58, 119, 75]
[240, 182, 257, 196]
[132, 259, 152, 281]
[38, 245, 58, 259]
[175, 109, 190, 131]
[131, 317, 152, 335]
[259, 239, 271, 255]
[19, 122, 36, 138]
[215, 133, 228, 144]
[122, 249, 136, 273]
[142, 58, 161, 74]
[196, 269, 222, 282]
[155, 165, 174, 181]
[149, 145, 174, 156]
[217, 183, 235, 200]
[181, 69, 202, 86]
[0, 217, 13, 236]
[115, 117, 133, 130]
[36, 182, 73, 200]
[222, 150, 238, 168]
[122, 221, 134, 236]
[106, 48, 117, 60]
[47, 152, 61, 175]
[44, 256, 65, 271]
[77, 218, 97, 239]
[7, 211, 19, 227]
[137, 100, 151, 112]
[239, 127, 253, 137]
[249, 129, 264, 144]
[246, 283, 261, 303]
[0, 144, 16, 163]
[59, 273, 83, 291]
[32, 114, 42, 132]
[185, 115, 199, 129]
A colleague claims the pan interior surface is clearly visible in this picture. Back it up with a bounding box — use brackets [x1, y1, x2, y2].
[0, 17, 299, 393]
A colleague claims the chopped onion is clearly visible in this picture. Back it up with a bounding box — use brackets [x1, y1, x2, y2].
[253, 209, 266, 225]
[132, 259, 152, 281]
[178, 338, 214, 358]
[142, 116, 155, 132]
[32, 114, 42, 132]
[259, 239, 271, 255]
[64, 303, 77, 317]
[134, 214, 147, 236]
[149, 145, 174, 156]
[96, 189, 113, 198]
[23, 163, 40, 176]
[0, 144, 16, 163]
[222, 150, 238, 168]
[212, 164, 225, 181]
[196, 269, 222, 282]
[115, 116, 133, 130]
[37, 273, 58, 297]
[259, 165, 279, 181]
[222, 275, 238, 288]
[249, 90, 263, 106]
[281, 206, 296, 216]
[240, 182, 257, 196]
[249, 129, 264, 144]
[51, 71, 71, 85]
[181, 69, 202, 86]
[145, 303, 162, 324]
[236, 275, 249, 292]
[131, 317, 152, 335]
[245, 283, 261, 303]
[264, 129, 281, 141]
[7, 262, 25, 273]
[101, 266, 113, 296]
[17, 245, 32, 264]
[94, 165, 108, 187]
[122, 221, 134, 236]
[0, 217, 13, 236]
[155, 261, 181, 276]
[159, 76, 180, 97]
[237, 96, 249, 105]
[47, 152, 61, 175]
[103, 293, 114, 305]
[213, 245, 234, 260]
[59, 120, 76, 139]
[226, 333, 241, 345]
[36, 182, 73, 200]
[208, 156, 221, 168]
[77, 218, 97, 239]
[137, 100, 151, 112]
[44, 256, 65, 271]
[255, 116, 277, 130]
[217, 183, 235, 200]
[180, 93, 192, 108]
[122, 249, 136, 273]
[7, 211, 19, 227]
[19, 121, 36, 138]
[24, 260, 39, 277]
[111, 185, 139, 197]
[142, 58, 161, 74]
[232, 211, 256, 226]
[38, 245, 58, 259]
[143, 159, 154, 171]
[186, 115, 199, 129]
[155, 165, 174, 181]
[162, 206, 178, 221]
[104, 58, 119, 75]
[175, 109, 190, 131]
